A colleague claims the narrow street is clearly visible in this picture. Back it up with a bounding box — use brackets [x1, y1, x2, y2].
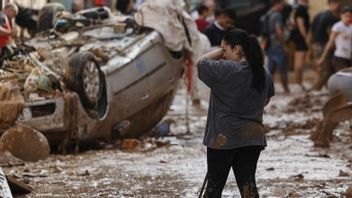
[0, 0, 351, 197]
[6, 83, 352, 198]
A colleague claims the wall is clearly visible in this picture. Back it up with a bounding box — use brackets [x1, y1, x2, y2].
[309, 0, 326, 18]
[309, 0, 352, 18]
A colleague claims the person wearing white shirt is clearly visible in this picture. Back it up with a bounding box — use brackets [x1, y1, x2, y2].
[318, 6, 352, 71]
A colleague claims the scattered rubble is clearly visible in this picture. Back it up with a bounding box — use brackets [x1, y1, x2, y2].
[0, 90, 351, 197]
[0, 151, 24, 167]
[290, 173, 304, 182]
[76, 170, 90, 177]
[121, 139, 141, 150]
[0, 82, 25, 129]
[339, 170, 350, 177]
[121, 138, 171, 152]
[345, 186, 352, 197]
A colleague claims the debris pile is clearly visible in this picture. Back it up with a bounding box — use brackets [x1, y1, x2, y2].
[0, 52, 62, 103]
[0, 18, 119, 164]
[0, 8, 133, 132]
[0, 82, 24, 129]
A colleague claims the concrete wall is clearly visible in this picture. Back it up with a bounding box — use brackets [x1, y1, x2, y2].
[310, 0, 352, 18]
[310, 0, 327, 18]
[342, 0, 352, 6]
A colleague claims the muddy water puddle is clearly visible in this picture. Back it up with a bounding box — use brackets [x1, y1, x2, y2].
[4, 88, 352, 197]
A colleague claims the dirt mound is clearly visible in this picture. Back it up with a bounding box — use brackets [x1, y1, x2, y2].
[0, 125, 50, 162]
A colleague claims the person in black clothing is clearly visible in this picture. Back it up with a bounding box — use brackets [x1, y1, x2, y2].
[204, 8, 236, 46]
[14, 3, 39, 37]
[309, 0, 341, 90]
[291, 0, 310, 91]
[281, 3, 293, 26]
[116, 0, 134, 15]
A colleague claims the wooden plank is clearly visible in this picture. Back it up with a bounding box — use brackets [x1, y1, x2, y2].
[0, 167, 13, 198]
[6, 176, 33, 194]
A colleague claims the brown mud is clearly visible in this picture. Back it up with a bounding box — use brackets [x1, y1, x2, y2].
[2, 86, 352, 198]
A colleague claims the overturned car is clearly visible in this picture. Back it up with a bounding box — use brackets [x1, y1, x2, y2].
[0, 7, 188, 150]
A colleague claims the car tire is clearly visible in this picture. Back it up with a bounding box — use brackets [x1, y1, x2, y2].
[65, 52, 105, 110]
[37, 3, 65, 32]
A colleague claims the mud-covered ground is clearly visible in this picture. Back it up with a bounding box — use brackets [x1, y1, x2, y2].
[4, 81, 352, 198]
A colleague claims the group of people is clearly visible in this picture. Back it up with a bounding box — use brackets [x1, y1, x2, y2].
[266, 0, 351, 94]
[0, 1, 351, 197]
[192, 0, 352, 197]
[191, 0, 352, 95]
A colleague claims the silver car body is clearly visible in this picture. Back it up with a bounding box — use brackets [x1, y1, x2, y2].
[17, 30, 183, 146]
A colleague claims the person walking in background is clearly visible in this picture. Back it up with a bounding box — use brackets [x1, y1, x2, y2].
[14, 3, 38, 38]
[310, 0, 341, 90]
[204, 7, 236, 46]
[266, 0, 290, 93]
[197, 28, 274, 198]
[291, 0, 310, 91]
[317, 7, 352, 74]
[195, 4, 211, 33]
[116, 0, 135, 15]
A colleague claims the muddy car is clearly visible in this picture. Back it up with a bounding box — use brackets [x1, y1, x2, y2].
[0, 7, 184, 149]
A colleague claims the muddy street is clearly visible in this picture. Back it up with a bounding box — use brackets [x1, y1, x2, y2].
[0, 0, 352, 197]
[1, 85, 351, 198]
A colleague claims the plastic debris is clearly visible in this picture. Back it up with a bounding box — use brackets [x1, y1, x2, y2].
[24, 68, 53, 93]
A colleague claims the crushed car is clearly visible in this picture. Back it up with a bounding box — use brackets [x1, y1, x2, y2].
[0, 5, 205, 152]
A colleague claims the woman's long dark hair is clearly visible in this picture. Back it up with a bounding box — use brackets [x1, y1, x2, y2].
[222, 28, 266, 93]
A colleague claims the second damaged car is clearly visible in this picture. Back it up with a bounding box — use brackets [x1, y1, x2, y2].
[0, 7, 187, 151]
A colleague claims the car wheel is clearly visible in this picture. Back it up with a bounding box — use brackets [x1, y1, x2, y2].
[65, 52, 105, 110]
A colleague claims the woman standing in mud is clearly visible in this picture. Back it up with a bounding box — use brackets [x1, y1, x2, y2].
[197, 28, 274, 197]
